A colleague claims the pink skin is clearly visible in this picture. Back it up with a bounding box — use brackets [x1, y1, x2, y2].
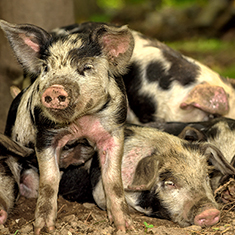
[194, 208, 220, 227]
[0, 209, 7, 225]
[180, 84, 229, 115]
[41, 85, 70, 109]
[54, 116, 129, 231]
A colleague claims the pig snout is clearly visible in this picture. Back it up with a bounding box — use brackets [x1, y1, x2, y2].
[194, 208, 220, 227]
[0, 208, 8, 225]
[41, 85, 70, 109]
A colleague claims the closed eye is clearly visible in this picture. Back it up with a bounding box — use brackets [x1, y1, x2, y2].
[83, 64, 93, 71]
[164, 180, 176, 189]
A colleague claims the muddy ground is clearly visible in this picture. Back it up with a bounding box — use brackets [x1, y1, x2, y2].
[0, 195, 234, 235]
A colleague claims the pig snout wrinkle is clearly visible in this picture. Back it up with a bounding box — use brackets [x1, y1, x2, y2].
[42, 85, 70, 109]
[194, 208, 220, 227]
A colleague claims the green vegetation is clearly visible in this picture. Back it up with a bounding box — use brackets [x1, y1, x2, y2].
[167, 39, 235, 78]
[143, 221, 154, 233]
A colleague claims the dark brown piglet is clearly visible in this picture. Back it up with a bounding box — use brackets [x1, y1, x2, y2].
[0, 134, 34, 224]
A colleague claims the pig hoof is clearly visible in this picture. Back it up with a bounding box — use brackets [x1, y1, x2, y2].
[108, 211, 134, 232]
[34, 226, 55, 234]
[0, 209, 8, 224]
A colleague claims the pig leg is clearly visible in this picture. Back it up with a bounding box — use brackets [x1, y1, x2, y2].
[98, 133, 133, 231]
[34, 150, 60, 234]
[0, 171, 18, 224]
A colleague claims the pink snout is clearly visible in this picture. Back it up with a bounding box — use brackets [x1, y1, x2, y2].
[0, 208, 8, 224]
[194, 208, 220, 227]
[41, 85, 70, 109]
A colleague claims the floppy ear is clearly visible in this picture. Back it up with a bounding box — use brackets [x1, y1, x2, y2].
[92, 24, 134, 76]
[125, 155, 159, 192]
[178, 126, 206, 142]
[0, 134, 34, 157]
[0, 20, 51, 74]
[202, 144, 235, 175]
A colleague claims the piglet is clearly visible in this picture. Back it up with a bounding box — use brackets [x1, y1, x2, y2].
[1, 20, 134, 234]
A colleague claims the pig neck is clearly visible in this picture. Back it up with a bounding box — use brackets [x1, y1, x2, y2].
[55, 115, 120, 165]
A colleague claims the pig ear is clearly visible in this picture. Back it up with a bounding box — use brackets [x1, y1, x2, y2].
[92, 24, 134, 76]
[0, 20, 51, 74]
[125, 155, 159, 191]
[0, 134, 34, 157]
[180, 82, 229, 116]
[203, 144, 235, 175]
[178, 126, 206, 142]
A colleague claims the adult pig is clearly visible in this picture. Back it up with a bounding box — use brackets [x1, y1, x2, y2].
[0, 133, 34, 224]
[59, 125, 235, 227]
[51, 22, 235, 123]
[1, 20, 134, 234]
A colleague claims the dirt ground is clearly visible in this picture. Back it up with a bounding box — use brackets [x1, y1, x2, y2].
[0, 195, 234, 235]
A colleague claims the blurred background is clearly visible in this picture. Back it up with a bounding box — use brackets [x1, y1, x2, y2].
[74, 0, 235, 78]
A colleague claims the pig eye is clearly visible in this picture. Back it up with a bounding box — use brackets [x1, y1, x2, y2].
[83, 64, 93, 71]
[164, 181, 175, 189]
[43, 65, 49, 73]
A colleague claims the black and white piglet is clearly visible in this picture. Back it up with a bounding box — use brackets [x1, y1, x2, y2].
[1, 20, 134, 234]
[51, 22, 235, 123]
[59, 125, 235, 227]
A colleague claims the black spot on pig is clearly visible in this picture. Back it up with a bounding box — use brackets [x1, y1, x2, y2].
[123, 62, 157, 123]
[162, 50, 199, 87]
[5, 90, 25, 137]
[146, 61, 171, 90]
[137, 185, 171, 220]
[68, 43, 102, 68]
[33, 106, 61, 151]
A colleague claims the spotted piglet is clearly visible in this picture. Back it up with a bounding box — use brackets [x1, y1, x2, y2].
[51, 22, 235, 123]
[1, 20, 134, 234]
[58, 125, 235, 227]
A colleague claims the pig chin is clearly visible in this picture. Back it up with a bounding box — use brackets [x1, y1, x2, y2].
[42, 104, 76, 123]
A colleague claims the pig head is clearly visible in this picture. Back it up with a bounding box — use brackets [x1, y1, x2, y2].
[1, 20, 134, 234]
[172, 117, 235, 203]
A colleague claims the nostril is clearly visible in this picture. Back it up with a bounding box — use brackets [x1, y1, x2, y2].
[194, 209, 220, 227]
[45, 96, 52, 103]
[58, 95, 66, 102]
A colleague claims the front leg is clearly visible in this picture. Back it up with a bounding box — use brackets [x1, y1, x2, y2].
[98, 129, 133, 231]
[34, 148, 60, 234]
